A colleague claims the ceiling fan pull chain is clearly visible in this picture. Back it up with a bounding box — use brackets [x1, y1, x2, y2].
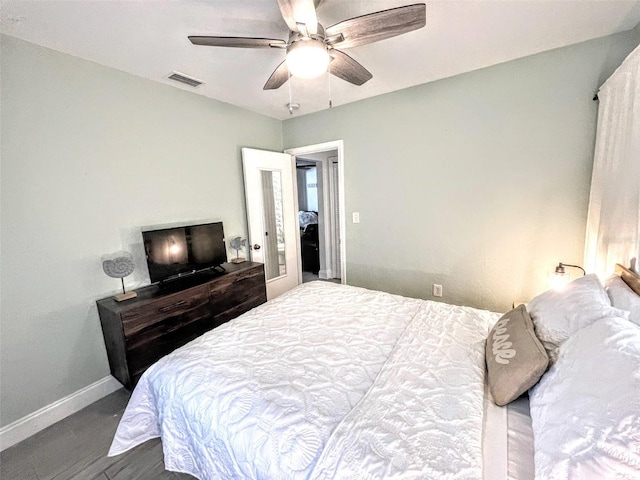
[288, 71, 294, 115]
[328, 61, 332, 109]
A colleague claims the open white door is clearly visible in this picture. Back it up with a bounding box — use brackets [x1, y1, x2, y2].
[242, 148, 300, 299]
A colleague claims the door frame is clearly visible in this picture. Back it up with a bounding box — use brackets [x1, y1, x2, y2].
[286, 140, 346, 284]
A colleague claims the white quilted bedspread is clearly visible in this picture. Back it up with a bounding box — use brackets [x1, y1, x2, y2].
[109, 282, 496, 480]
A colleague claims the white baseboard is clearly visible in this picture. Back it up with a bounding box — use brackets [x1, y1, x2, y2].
[0, 375, 123, 451]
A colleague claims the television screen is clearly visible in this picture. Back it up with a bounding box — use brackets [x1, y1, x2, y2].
[143, 222, 227, 284]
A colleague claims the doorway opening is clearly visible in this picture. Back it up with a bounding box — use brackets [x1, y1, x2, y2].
[286, 141, 346, 285]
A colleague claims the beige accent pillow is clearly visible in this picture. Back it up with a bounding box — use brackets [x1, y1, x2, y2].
[486, 304, 549, 406]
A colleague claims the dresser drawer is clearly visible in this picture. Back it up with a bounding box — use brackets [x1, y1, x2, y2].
[209, 265, 265, 311]
[125, 311, 212, 380]
[212, 292, 266, 326]
[121, 286, 209, 338]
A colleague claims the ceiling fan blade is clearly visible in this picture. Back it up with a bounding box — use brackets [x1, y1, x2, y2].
[188, 36, 286, 48]
[326, 3, 426, 49]
[329, 49, 372, 86]
[263, 60, 290, 90]
[277, 0, 319, 35]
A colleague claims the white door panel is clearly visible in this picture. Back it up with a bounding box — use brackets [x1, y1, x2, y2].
[242, 148, 300, 299]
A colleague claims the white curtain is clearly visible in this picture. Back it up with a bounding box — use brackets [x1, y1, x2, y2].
[584, 45, 640, 277]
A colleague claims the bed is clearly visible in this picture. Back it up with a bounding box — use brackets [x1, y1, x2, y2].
[109, 265, 640, 479]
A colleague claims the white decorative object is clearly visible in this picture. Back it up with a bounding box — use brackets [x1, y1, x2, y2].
[229, 236, 247, 264]
[102, 251, 137, 301]
[584, 45, 640, 277]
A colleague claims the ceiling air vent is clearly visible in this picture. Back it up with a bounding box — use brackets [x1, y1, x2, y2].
[167, 71, 204, 88]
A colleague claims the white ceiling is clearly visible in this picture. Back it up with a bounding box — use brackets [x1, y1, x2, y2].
[2, 0, 639, 120]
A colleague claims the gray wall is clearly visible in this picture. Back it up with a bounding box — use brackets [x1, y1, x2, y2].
[0, 35, 282, 427]
[283, 30, 639, 312]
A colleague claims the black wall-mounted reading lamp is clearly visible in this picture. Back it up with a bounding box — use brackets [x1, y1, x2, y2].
[550, 262, 586, 290]
[554, 262, 586, 276]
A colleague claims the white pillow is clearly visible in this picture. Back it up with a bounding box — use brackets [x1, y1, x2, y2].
[526, 274, 628, 362]
[529, 317, 640, 479]
[604, 274, 640, 326]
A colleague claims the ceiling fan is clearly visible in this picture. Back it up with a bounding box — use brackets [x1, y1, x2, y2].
[188, 0, 426, 90]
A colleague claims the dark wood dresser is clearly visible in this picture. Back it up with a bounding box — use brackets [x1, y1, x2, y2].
[97, 262, 266, 389]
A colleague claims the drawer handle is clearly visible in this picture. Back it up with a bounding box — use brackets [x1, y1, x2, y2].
[158, 300, 187, 313]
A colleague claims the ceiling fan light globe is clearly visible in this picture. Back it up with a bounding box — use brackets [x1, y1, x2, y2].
[286, 40, 329, 79]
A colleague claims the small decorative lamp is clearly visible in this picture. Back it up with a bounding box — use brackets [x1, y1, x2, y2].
[229, 236, 247, 264]
[549, 262, 586, 291]
[102, 251, 137, 302]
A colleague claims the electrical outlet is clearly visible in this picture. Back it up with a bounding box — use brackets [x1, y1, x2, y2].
[433, 284, 443, 297]
[352, 212, 360, 223]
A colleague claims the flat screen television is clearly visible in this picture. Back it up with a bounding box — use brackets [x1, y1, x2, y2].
[142, 221, 227, 284]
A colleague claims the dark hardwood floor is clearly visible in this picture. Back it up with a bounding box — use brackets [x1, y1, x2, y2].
[0, 389, 195, 480]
